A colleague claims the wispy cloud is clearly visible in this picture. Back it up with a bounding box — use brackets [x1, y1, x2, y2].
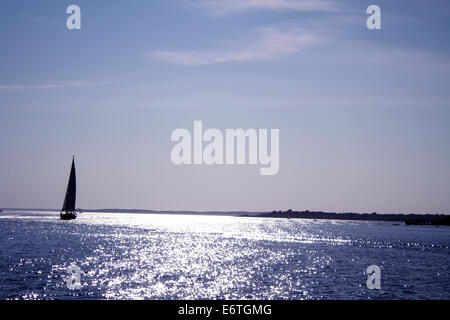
[153, 27, 320, 66]
[197, 0, 338, 14]
[0, 81, 101, 90]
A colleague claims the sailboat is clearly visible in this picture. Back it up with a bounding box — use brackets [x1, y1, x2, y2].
[60, 156, 77, 220]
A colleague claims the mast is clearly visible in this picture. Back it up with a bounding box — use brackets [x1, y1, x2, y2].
[62, 156, 76, 213]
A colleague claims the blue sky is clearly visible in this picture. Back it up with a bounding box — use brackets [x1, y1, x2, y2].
[1, 0, 449, 213]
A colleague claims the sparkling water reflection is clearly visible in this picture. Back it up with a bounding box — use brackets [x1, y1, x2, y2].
[0, 211, 449, 299]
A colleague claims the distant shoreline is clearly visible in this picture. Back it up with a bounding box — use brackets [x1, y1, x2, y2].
[254, 210, 450, 226]
[1, 208, 450, 225]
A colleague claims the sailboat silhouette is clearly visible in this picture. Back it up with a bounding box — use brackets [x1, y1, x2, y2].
[60, 156, 77, 220]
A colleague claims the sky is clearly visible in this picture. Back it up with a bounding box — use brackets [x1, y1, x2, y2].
[0, 0, 449, 213]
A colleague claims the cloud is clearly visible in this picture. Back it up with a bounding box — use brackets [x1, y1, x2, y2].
[197, 0, 337, 14]
[153, 27, 320, 66]
[0, 81, 101, 90]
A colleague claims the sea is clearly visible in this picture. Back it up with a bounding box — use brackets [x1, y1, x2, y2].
[0, 210, 449, 300]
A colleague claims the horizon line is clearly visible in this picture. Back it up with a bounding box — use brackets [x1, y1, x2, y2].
[1, 207, 449, 216]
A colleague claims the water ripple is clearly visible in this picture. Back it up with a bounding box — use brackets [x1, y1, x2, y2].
[0, 211, 449, 299]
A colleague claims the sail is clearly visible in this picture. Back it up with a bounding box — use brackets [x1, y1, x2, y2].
[62, 157, 76, 213]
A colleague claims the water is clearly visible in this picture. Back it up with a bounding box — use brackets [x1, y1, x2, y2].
[0, 210, 449, 300]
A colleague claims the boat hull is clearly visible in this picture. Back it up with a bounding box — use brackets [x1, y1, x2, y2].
[60, 212, 77, 220]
